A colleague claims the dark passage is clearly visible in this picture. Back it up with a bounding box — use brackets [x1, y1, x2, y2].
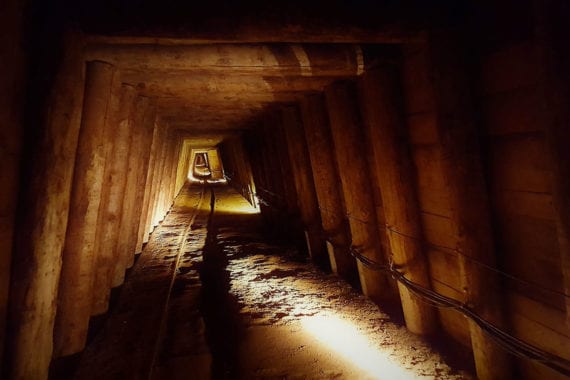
[68, 184, 472, 379]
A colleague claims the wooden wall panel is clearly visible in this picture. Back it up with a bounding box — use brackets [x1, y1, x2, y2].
[478, 29, 569, 377]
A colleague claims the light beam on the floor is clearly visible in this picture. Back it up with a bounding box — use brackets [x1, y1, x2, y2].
[214, 194, 260, 215]
[301, 315, 418, 380]
[187, 175, 228, 184]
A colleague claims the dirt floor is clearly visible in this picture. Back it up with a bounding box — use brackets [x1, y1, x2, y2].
[70, 184, 475, 380]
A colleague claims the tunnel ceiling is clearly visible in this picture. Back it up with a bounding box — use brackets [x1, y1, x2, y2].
[86, 43, 374, 135]
[72, 0, 441, 147]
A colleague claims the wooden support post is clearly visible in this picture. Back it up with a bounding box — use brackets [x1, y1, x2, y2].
[167, 135, 181, 208]
[207, 148, 224, 181]
[174, 140, 190, 195]
[136, 115, 160, 251]
[428, 32, 513, 379]
[325, 81, 391, 302]
[263, 113, 288, 211]
[535, 0, 570, 327]
[301, 94, 359, 287]
[53, 61, 116, 358]
[151, 129, 170, 227]
[7, 38, 86, 377]
[273, 112, 306, 244]
[250, 130, 270, 206]
[130, 102, 157, 258]
[91, 83, 137, 315]
[260, 115, 287, 225]
[169, 137, 183, 198]
[281, 105, 328, 268]
[359, 66, 437, 335]
[147, 127, 167, 234]
[300, 94, 359, 285]
[159, 134, 176, 215]
[245, 129, 273, 213]
[112, 96, 150, 286]
[159, 133, 176, 220]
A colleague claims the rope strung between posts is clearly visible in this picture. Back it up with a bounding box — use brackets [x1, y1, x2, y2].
[315, 202, 570, 300]
[255, 184, 569, 298]
[254, 184, 569, 299]
[253, 185, 570, 376]
[346, 245, 570, 377]
[255, 184, 561, 295]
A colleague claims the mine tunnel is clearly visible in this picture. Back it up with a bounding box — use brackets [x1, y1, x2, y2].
[2, 1, 570, 379]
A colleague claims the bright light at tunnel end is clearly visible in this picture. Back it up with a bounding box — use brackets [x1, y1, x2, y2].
[301, 314, 419, 380]
[187, 174, 227, 184]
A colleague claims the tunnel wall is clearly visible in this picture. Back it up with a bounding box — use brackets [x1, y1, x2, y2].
[3, 55, 185, 378]
[242, 11, 570, 379]
[5, 34, 86, 379]
[474, 3, 570, 378]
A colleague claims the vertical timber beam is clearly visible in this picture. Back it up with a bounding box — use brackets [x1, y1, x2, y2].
[137, 117, 160, 251]
[281, 105, 328, 267]
[112, 96, 150, 286]
[160, 133, 177, 214]
[301, 94, 359, 286]
[174, 140, 189, 194]
[359, 66, 437, 334]
[260, 115, 287, 226]
[129, 100, 157, 261]
[274, 116, 300, 218]
[262, 113, 289, 212]
[535, 0, 570, 327]
[146, 126, 167, 236]
[7, 44, 85, 376]
[91, 83, 136, 315]
[325, 81, 391, 302]
[281, 106, 328, 268]
[53, 61, 116, 359]
[151, 128, 170, 228]
[166, 134, 181, 208]
[428, 31, 513, 379]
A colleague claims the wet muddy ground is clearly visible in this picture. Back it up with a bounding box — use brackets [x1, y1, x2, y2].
[70, 184, 474, 380]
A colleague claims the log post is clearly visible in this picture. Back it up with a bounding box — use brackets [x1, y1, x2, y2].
[325, 81, 391, 302]
[273, 112, 306, 244]
[7, 37, 86, 377]
[112, 96, 150, 286]
[281, 105, 328, 268]
[359, 66, 437, 334]
[260, 114, 288, 227]
[136, 113, 159, 252]
[263, 113, 288, 212]
[53, 61, 117, 358]
[127, 99, 156, 263]
[146, 126, 168, 235]
[91, 83, 137, 315]
[150, 128, 170, 228]
[428, 31, 513, 379]
[300, 94, 359, 286]
[246, 129, 274, 217]
[162, 133, 179, 212]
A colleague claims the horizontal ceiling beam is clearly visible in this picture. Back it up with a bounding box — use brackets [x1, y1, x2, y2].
[87, 44, 364, 77]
